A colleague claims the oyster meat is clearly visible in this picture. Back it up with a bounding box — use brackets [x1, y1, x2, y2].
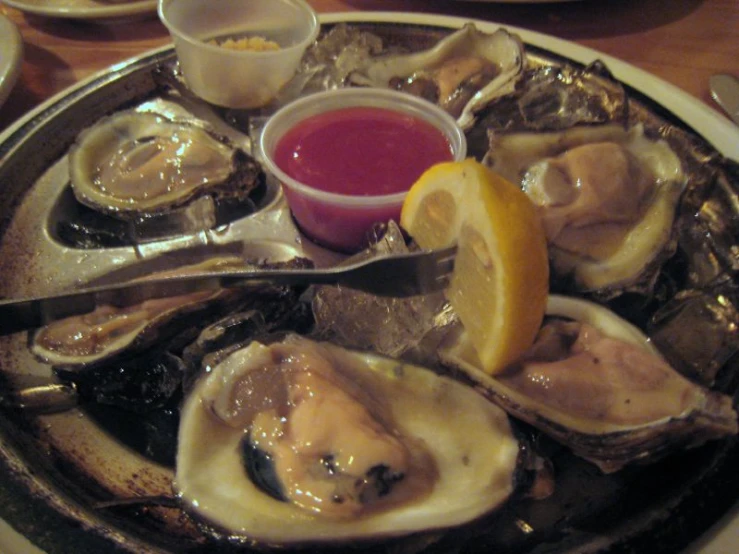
[487, 124, 686, 295]
[69, 110, 263, 219]
[350, 23, 525, 130]
[443, 296, 738, 473]
[176, 334, 519, 543]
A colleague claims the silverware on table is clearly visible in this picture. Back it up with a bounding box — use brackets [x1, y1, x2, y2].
[709, 73, 739, 125]
[0, 246, 457, 336]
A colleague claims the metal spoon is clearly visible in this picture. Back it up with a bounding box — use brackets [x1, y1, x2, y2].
[709, 74, 739, 125]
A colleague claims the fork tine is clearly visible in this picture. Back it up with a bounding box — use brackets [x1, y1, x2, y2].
[433, 249, 456, 273]
[332, 244, 458, 297]
[429, 245, 457, 292]
[433, 244, 457, 273]
[436, 244, 458, 260]
[407, 244, 457, 296]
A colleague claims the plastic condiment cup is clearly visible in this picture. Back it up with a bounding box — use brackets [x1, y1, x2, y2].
[259, 88, 467, 253]
[158, 0, 319, 109]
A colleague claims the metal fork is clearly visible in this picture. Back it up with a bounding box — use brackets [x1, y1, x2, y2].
[0, 245, 457, 336]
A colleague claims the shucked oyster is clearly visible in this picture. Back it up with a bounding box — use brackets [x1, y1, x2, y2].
[486, 124, 686, 295]
[443, 296, 738, 473]
[176, 334, 519, 544]
[69, 110, 263, 219]
[350, 24, 525, 130]
[31, 256, 275, 369]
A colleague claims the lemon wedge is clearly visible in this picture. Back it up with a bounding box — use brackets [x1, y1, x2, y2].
[400, 159, 549, 375]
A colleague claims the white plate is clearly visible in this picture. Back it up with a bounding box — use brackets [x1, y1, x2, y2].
[0, 10, 736, 554]
[0, 13, 23, 109]
[1, 0, 157, 21]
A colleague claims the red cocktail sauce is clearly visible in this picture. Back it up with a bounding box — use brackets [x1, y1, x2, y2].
[274, 106, 454, 197]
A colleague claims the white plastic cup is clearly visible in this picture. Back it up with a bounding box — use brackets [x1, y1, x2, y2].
[158, 0, 319, 109]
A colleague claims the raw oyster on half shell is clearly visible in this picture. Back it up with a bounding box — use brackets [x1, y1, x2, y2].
[68, 110, 263, 219]
[442, 296, 738, 473]
[31, 256, 277, 369]
[486, 124, 686, 295]
[176, 334, 519, 544]
[350, 23, 525, 130]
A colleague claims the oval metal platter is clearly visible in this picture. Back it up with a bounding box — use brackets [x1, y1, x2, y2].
[0, 12, 737, 554]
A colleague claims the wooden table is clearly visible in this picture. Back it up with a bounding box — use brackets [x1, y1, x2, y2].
[0, 0, 737, 133]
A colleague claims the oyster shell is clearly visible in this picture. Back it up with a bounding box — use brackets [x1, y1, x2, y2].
[486, 124, 686, 295]
[472, 61, 629, 136]
[176, 334, 519, 544]
[350, 23, 525, 130]
[442, 295, 738, 473]
[68, 110, 263, 219]
[31, 256, 276, 369]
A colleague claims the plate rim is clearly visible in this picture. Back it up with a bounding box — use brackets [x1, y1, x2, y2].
[0, 10, 737, 554]
[0, 0, 157, 21]
[0, 13, 23, 109]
